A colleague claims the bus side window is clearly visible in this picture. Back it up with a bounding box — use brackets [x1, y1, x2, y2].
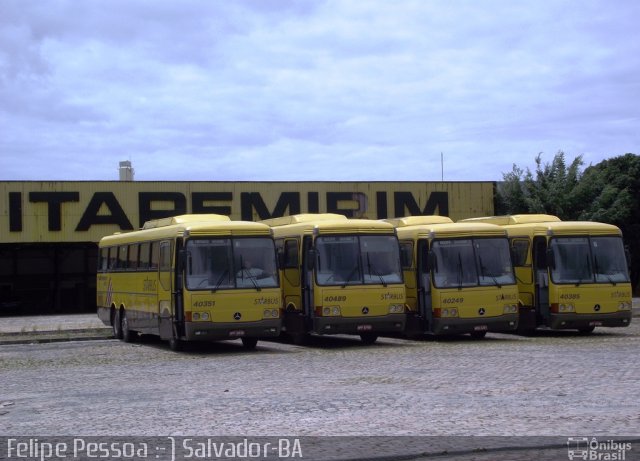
[108, 247, 117, 270]
[149, 242, 159, 270]
[284, 239, 299, 268]
[117, 246, 128, 270]
[159, 241, 172, 291]
[510, 239, 530, 267]
[399, 241, 413, 269]
[128, 244, 139, 271]
[139, 242, 150, 270]
[99, 248, 109, 271]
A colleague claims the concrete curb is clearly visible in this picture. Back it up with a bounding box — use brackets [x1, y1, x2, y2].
[0, 328, 112, 345]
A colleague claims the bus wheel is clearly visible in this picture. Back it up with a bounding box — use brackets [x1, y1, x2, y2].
[112, 309, 123, 340]
[470, 331, 487, 339]
[290, 333, 308, 346]
[241, 337, 258, 350]
[360, 333, 378, 345]
[169, 337, 183, 352]
[121, 311, 136, 343]
[579, 325, 595, 335]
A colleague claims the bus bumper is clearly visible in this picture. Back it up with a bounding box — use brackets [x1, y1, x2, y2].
[548, 311, 632, 330]
[311, 314, 406, 336]
[431, 314, 519, 335]
[183, 319, 282, 341]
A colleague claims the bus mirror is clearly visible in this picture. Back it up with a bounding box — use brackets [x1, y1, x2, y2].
[306, 249, 316, 271]
[277, 249, 285, 269]
[625, 247, 632, 269]
[546, 248, 556, 269]
[427, 251, 437, 271]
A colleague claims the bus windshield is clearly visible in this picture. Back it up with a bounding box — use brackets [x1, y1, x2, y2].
[550, 236, 630, 284]
[475, 238, 516, 286]
[185, 237, 279, 290]
[431, 238, 515, 288]
[315, 235, 403, 286]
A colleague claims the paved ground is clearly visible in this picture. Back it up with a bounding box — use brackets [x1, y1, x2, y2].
[0, 310, 639, 460]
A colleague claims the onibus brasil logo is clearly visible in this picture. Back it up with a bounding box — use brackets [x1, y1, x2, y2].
[567, 437, 632, 460]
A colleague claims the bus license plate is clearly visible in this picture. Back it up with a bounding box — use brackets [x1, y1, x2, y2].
[357, 325, 373, 332]
[229, 330, 245, 337]
[474, 325, 488, 331]
[589, 321, 603, 327]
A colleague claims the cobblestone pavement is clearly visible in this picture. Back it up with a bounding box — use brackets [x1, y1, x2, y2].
[1, 321, 639, 460]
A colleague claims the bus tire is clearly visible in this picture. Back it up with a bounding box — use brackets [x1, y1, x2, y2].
[121, 310, 136, 343]
[291, 333, 308, 345]
[169, 337, 183, 352]
[470, 331, 487, 339]
[579, 325, 595, 335]
[360, 333, 378, 345]
[241, 337, 258, 350]
[112, 308, 123, 340]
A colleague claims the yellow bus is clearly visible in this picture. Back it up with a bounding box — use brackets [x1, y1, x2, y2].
[97, 214, 282, 350]
[460, 215, 633, 333]
[387, 216, 519, 338]
[260, 214, 406, 344]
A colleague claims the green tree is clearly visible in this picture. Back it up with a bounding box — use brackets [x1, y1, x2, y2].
[573, 153, 640, 291]
[496, 151, 583, 217]
[498, 152, 640, 293]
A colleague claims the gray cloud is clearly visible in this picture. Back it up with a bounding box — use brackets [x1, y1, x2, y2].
[0, 0, 638, 181]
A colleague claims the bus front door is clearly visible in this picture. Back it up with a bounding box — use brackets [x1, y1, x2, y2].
[416, 240, 433, 334]
[158, 241, 175, 340]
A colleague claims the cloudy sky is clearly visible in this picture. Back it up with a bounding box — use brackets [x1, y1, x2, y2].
[1, 1, 638, 182]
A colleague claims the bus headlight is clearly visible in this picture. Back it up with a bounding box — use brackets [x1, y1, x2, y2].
[263, 308, 279, 318]
[559, 303, 575, 313]
[439, 308, 458, 318]
[322, 306, 341, 316]
[193, 312, 200, 321]
[503, 304, 518, 314]
[389, 304, 404, 314]
[200, 312, 210, 321]
[618, 302, 632, 311]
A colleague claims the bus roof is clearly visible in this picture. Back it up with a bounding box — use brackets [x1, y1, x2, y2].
[142, 213, 230, 229]
[261, 214, 395, 236]
[501, 220, 622, 237]
[100, 215, 271, 246]
[385, 216, 453, 227]
[459, 214, 622, 236]
[459, 214, 560, 226]
[260, 213, 346, 227]
[395, 221, 507, 240]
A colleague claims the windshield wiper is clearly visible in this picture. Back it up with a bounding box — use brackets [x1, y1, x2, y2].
[479, 256, 501, 288]
[240, 268, 261, 291]
[238, 255, 261, 291]
[212, 268, 230, 292]
[576, 254, 593, 287]
[342, 263, 361, 288]
[594, 255, 616, 286]
[366, 253, 387, 287]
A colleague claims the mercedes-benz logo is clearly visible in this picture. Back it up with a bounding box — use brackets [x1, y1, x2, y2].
[594, 304, 601, 312]
[478, 308, 485, 316]
[233, 312, 242, 320]
[362, 307, 369, 314]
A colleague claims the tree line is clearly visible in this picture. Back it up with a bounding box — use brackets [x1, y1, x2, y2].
[496, 152, 640, 294]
